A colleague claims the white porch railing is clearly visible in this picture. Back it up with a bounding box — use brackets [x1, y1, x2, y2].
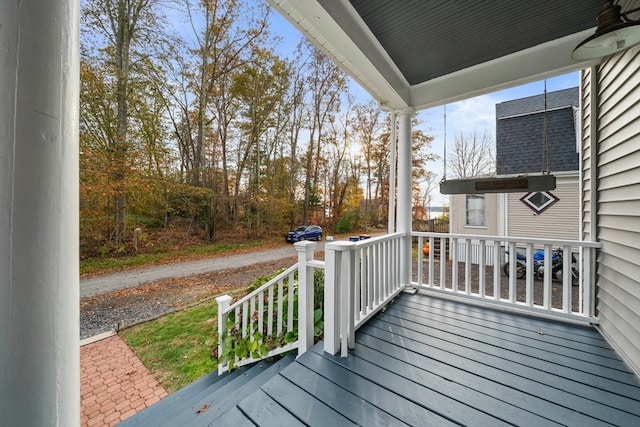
[324, 232, 406, 357]
[216, 241, 324, 374]
[217, 231, 601, 371]
[412, 232, 602, 323]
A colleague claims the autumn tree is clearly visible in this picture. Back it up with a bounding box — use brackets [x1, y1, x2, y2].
[351, 101, 384, 227]
[231, 47, 291, 237]
[302, 42, 348, 224]
[81, 0, 164, 243]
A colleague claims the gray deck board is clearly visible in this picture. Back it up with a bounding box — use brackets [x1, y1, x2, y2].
[278, 359, 415, 426]
[259, 374, 359, 426]
[381, 304, 640, 394]
[301, 346, 510, 426]
[118, 292, 640, 427]
[234, 389, 305, 427]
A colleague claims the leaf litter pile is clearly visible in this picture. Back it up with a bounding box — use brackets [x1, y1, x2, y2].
[80, 257, 297, 339]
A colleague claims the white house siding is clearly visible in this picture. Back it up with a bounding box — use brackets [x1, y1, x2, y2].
[506, 177, 580, 240]
[585, 43, 640, 376]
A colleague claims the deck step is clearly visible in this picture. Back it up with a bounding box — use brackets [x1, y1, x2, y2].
[117, 354, 295, 427]
[155, 353, 295, 427]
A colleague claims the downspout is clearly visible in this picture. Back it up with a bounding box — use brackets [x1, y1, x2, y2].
[0, 1, 80, 425]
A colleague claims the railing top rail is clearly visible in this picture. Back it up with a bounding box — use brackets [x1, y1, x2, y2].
[355, 232, 404, 248]
[411, 231, 603, 248]
[325, 232, 405, 252]
[225, 262, 299, 313]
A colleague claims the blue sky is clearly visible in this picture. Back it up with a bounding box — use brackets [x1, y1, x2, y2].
[267, 6, 579, 206]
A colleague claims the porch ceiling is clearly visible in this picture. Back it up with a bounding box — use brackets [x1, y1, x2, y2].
[268, 0, 606, 110]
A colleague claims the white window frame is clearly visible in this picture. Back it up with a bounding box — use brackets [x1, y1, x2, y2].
[466, 194, 485, 227]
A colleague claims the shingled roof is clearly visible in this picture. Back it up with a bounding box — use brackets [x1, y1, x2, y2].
[496, 87, 579, 175]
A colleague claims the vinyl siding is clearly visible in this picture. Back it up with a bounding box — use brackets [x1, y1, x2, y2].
[506, 178, 579, 240]
[581, 68, 596, 242]
[449, 193, 499, 236]
[585, 42, 640, 376]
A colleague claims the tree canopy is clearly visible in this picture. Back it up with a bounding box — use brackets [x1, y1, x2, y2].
[80, 0, 438, 253]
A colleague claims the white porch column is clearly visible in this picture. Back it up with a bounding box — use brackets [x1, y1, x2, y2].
[388, 111, 397, 233]
[396, 109, 414, 286]
[1, 1, 80, 426]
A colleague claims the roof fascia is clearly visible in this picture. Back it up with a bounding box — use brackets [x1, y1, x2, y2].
[268, 0, 410, 109]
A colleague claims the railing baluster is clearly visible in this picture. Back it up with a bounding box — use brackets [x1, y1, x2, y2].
[417, 236, 424, 287]
[277, 279, 283, 335]
[258, 292, 264, 337]
[508, 241, 517, 303]
[440, 237, 447, 289]
[267, 286, 274, 336]
[453, 238, 461, 292]
[464, 238, 471, 294]
[287, 272, 294, 332]
[375, 242, 381, 301]
[543, 245, 552, 309]
[241, 302, 248, 338]
[249, 296, 255, 338]
[353, 249, 368, 320]
[428, 237, 435, 287]
[493, 240, 500, 300]
[525, 243, 534, 306]
[479, 240, 486, 297]
[562, 245, 571, 313]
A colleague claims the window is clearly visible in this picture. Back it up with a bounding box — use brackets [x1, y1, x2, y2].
[466, 194, 485, 226]
[520, 191, 559, 214]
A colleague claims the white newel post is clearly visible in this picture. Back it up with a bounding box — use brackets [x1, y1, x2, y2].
[397, 110, 414, 287]
[324, 241, 356, 355]
[295, 241, 317, 354]
[1, 1, 80, 425]
[216, 295, 233, 374]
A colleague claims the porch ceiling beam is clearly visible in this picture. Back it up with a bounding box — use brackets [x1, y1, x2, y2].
[410, 30, 601, 110]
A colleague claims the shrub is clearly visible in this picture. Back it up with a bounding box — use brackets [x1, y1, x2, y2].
[335, 213, 355, 233]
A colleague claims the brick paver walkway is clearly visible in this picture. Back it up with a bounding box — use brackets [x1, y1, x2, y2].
[81, 333, 168, 426]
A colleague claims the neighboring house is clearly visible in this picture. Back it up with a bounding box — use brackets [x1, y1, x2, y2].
[450, 87, 581, 240]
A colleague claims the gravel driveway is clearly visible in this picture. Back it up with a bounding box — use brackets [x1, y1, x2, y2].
[80, 243, 317, 339]
[80, 245, 312, 298]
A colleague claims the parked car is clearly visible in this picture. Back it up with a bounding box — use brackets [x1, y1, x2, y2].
[285, 225, 323, 242]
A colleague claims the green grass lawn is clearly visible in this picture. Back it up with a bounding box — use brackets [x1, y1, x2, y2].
[119, 297, 223, 393]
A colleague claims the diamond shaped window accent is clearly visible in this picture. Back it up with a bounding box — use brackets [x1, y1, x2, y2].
[520, 191, 559, 214]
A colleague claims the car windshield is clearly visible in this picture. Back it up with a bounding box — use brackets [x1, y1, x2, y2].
[294, 226, 306, 232]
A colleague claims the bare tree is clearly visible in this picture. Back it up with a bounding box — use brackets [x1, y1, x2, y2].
[449, 129, 495, 178]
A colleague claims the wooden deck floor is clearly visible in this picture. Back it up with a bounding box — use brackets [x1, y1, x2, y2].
[120, 292, 640, 426]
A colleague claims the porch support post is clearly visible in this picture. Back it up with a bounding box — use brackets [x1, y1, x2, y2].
[0, 1, 80, 426]
[388, 111, 397, 233]
[323, 241, 356, 355]
[396, 109, 414, 286]
[295, 241, 317, 354]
